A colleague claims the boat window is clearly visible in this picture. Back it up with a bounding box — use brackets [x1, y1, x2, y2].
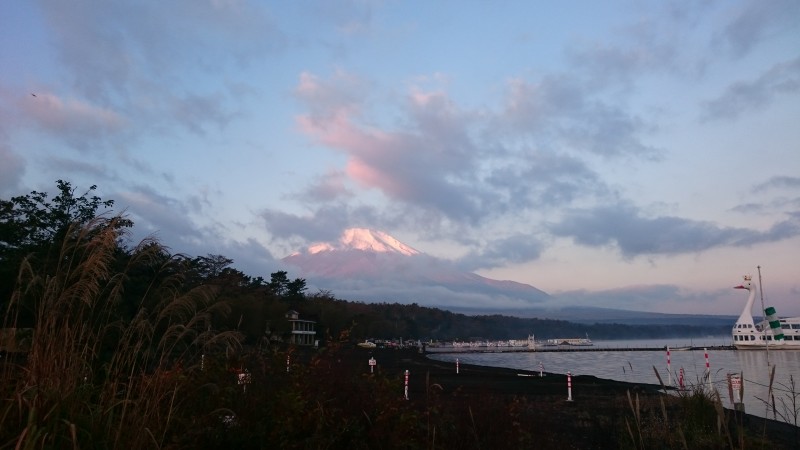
[792, 324, 800, 329]
[781, 324, 790, 329]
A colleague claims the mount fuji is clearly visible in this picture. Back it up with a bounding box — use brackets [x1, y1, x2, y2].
[282, 228, 549, 310]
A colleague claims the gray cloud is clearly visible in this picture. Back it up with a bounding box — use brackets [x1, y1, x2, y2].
[565, 15, 683, 85]
[550, 284, 719, 311]
[701, 57, 800, 121]
[117, 186, 205, 246]
[753, 175, 800, 193]
[456, 234, 546, 272]
[27, 0, 281, 150]
[39, 0, 281, 100]
[486, 150, 609, 210]
[549, 203, 800, 257]
[498, 76, 660, 159]
[294, 170, 354, 203]
[715, 0, 800, 58]
[259, 205, 356, 245]
[215, 237, 282, 279]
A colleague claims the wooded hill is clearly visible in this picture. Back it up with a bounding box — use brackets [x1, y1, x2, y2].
[280, 296, 730, 344]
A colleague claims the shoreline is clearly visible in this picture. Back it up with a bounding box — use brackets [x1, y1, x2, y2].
[345, 346, 798, 448]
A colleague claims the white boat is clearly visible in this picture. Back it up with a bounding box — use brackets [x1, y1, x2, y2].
[357, 340, 377, 349]
[732, 274, 800, 350]
[546, 334, 593, 346]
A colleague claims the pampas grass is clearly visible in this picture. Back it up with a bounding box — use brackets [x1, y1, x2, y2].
[1, 216, 242, 449]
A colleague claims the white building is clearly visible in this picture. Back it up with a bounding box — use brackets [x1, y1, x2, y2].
[285, 310, 317, 346]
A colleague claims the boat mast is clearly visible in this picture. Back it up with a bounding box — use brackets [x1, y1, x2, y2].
[757, 265, 770, 362]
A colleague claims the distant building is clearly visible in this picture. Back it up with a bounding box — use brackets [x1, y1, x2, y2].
[285, 310, 317, 346]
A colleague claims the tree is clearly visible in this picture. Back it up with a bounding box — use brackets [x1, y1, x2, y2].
[268, 271, 307, 301]
[0, 180, 131, 311]
[268, 271, 289, 297]
[0, 180, 130, 258]
[286, 278, 307, 301]
[189, 254, 234, 280]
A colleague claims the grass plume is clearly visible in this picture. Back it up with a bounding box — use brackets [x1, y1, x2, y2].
[1, 217, 242, 449]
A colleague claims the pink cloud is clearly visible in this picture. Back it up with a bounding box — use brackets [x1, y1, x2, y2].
[20, 92, 125, 138]
[293, 71, 481, 215]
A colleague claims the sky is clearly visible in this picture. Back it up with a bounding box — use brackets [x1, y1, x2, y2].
[1, 0, 798, 316]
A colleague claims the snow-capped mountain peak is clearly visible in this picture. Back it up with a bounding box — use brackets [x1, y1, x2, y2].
[282, 228, 549, 309]
[308, 228, 420, 256]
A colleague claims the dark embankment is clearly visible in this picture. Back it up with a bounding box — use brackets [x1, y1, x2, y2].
[334, 346, 798, 449]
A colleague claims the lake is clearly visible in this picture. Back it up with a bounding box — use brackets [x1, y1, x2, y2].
[427, 337, 800, 425]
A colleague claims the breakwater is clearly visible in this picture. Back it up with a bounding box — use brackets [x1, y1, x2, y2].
[425, 345, 736, 354]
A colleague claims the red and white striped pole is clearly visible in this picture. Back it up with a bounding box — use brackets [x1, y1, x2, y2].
[456, 358, 460, 374]
[404, 369, 409, 400]
[704, 348, 711, 390]
[567, 371, 573, 401]
[679, 367, 685, 390]
[666, 346, 672, 386]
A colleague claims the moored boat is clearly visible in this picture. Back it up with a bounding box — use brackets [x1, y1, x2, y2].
[357, 340, 377, 349]
[546, 334, 593, 346]
[731, 274, 800, 349]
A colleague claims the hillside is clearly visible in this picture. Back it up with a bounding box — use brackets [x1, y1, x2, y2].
[286, 296, 731, 343]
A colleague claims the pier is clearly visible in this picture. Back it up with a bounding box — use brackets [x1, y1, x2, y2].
[424, 345, 736, 354]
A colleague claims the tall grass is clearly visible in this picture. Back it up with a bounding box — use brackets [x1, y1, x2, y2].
[621, 364, 800, 449]
[1, 217, 242, 449]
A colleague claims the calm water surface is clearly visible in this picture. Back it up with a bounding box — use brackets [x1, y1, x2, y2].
[427, 337, 800, 424]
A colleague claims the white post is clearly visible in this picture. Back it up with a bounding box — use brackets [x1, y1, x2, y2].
[567, 371, 573, 401]
[404, 370, 409, 400]
[287, 355, 290, 373]
[666, 346, 671, 386]
[539, 362, 544, 377]
[456, 358, 459, 374]
[731, 373, 744, 413]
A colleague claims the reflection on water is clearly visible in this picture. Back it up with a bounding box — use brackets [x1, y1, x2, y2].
[734, 350, 800, 422]
[427, 338, 800, 424]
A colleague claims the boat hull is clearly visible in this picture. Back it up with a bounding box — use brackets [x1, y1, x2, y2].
[733, 341, 800, 350]
[732, 317, 800, 350]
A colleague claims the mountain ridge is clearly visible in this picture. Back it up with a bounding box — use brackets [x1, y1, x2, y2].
[282, 228, 735, 326]
[282, 228, 549, 309]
